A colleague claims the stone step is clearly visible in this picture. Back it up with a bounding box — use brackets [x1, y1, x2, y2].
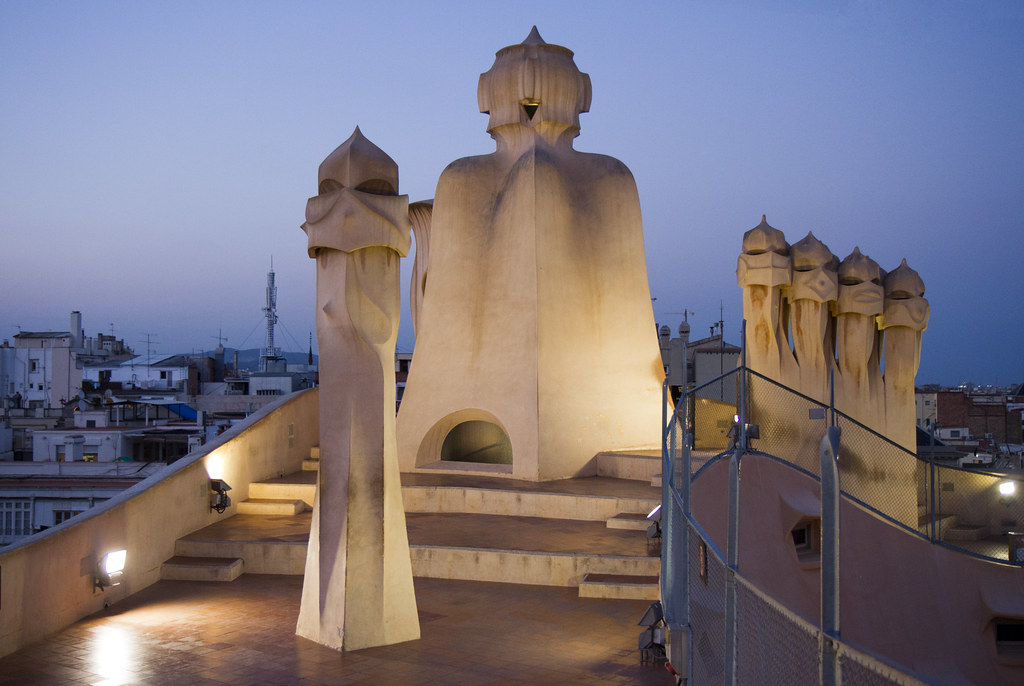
[943, 525, 991, 542]
[406, 512, 659, 586]
[249, 478, 317, 507]
[594, 452, 662, 482]
[160, 555, 243, 582]
[607, 512, 651, 531]
[309, 446, 320, 459]
[301, 459, 320, 471]
[918, 513, 959, 535]
[247, 471, 659, 521]
[411, 546, 659, 587]
[174, 513, 310, 575]
[651, 474, 662, 488]
[236, 498, 307, 516]
[402, 484, 657, 521]
[578, 573, 660, 600]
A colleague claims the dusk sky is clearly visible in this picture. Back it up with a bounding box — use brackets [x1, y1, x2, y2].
[2, 1, 1022, 386]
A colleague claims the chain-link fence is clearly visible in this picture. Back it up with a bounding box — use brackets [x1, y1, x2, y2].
[924, 463, 1024, 562]
[666, 364, 953, 685]
[681, 515, 923, 685]
[734, 573, 818, 685]
[681, 367, 1024, 562]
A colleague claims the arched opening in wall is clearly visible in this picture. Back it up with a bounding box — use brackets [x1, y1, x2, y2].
[416, 409, 513, 474]
[441, 420, 512, 465]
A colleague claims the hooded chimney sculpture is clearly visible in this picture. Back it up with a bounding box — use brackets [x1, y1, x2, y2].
[296, 127, 419, 651]
[396, 28, 664, 481]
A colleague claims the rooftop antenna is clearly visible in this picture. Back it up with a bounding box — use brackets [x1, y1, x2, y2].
[140, 333, 158, 366]
[212, 328, 229, 348]
[261, 258, 284, 373]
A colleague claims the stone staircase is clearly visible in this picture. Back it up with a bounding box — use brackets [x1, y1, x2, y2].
[916, 501, 990, 542]
[161, 450, 662, 601]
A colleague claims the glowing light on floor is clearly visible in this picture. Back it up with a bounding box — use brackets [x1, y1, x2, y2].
[89, 625, 134, 686]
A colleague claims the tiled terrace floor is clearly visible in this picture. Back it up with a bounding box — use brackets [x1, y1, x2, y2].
[0, 575, 675, 686]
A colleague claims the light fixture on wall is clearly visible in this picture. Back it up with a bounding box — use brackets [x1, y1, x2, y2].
[94, 549, 126, 592]
[999, 480, 1017, 505]
[210, 478, 232, 513]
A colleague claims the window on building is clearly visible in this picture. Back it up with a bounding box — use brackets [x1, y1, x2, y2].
[86, 420, 96, 428]
[29, 360, 37, 372]
[790, 517, 822, 565]
[950, 430, 961, 438]
[54, 510, 83, 525]
[160, 371, 167, 379]
[0, 500, 31, 537]
[83, 452, 98, 462]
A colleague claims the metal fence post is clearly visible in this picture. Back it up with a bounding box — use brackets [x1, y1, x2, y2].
[820, 426, 841, 686]
[929, 425, 937, 542]
[724, 324, 746, 686]
[662, 377, 690, 678]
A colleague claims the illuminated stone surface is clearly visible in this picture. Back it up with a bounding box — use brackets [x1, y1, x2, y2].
[296, 128, 419, 651]
[737, 218, 928, 460]
[397, 28, 664, 481]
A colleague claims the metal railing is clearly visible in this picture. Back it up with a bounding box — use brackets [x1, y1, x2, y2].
[656, 329, 1023, 684]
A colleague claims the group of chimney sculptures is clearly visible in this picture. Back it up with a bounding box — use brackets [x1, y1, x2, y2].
[295, 29, 927, 651]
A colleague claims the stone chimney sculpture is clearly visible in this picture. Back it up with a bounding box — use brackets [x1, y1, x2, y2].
[296, 127, 419, 651]
[737, 218, 928, 522]
[396, 28, 664, 480]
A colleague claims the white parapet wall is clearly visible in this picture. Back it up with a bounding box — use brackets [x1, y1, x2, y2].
[0, 388, 319, 659]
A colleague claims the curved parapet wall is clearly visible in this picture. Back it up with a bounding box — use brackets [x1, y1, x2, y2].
[0, 388, 319, 659]
[690, 453, 1023, 685]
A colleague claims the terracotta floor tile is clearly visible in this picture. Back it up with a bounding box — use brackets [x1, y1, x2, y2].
[0, 575, 672, 685]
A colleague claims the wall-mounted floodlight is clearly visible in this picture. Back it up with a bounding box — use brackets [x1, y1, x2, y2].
[646, 504, 662, 547]
[999, 480, 1017, 504]
[95, 549, 126, 592]
[637, 600, 666, 663]
[210, 478, 232, 513]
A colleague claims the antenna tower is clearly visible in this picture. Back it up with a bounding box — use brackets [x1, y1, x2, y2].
[261, 258, 284, 373]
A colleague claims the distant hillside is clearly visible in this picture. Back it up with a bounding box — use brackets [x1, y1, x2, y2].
[193, 348, 317, 372]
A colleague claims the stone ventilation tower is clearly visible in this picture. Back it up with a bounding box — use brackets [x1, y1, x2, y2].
[396, 28, 664, 481]
[737, 216, 928, 522]
[296, 127, 419, 651]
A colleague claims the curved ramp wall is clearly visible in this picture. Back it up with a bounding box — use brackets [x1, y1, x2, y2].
[0, 388, 318, 658]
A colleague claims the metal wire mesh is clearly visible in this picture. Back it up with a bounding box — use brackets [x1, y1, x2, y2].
[689, 522, 727, 685]
[746, 373, 828, 479]
[735, 578, 819, 686]
[689, 371, 739, 455]
[926, 465, 1024, 562]
[832, 414, 921, 532]
[666, 361, 997, 686]
[839, 646, 922, 686]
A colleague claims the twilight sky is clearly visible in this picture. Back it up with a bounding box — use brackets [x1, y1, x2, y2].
[1, 1, 1022, 386]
